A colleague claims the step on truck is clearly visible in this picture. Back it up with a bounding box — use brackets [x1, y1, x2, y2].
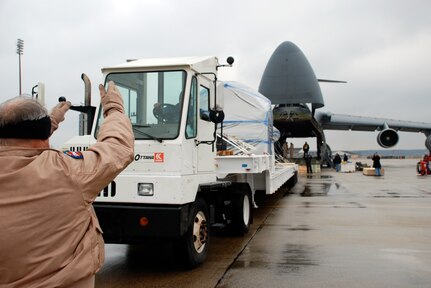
[63, 56, 298, 268]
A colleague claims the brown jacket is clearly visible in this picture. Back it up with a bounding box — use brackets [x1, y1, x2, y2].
[0, 110, 134, 287]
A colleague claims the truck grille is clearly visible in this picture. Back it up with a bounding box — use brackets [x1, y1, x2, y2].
[98, 181, 116, 197]
[69, 146, 89, 152]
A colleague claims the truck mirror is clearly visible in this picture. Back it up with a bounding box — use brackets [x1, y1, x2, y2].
[209, 109, 224, 123]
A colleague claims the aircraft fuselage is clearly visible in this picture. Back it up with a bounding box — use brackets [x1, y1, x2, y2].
[273, 104, 321, 138]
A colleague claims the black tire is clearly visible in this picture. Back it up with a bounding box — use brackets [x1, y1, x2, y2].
[231, 187, 252, 236]
[175, 197, 209, 269]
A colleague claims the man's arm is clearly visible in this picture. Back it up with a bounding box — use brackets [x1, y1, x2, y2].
[64, 82, 135, 203]
[49, 101, 71, 135]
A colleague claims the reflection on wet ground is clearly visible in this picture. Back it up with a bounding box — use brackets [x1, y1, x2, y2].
[277, 244, 317, 273]
[300, 182, 342, 197]
[372, 192, 429, 198]
[371, 188, 431, 198]
[231, 244, 317, 274]
[292, 174, 345, 197]
[306, 174, 333, 179]
[287, 225, 312, 231]
[260, 223, 313, 231]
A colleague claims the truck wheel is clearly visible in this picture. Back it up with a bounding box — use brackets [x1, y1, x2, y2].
[231, 189, 252, 236]
[175, 197, 209, 269]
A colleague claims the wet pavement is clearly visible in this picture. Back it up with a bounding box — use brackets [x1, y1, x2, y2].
[95, 182, 281, 288]
[217, 159, 431, 288]
[96, 158, 431, 287]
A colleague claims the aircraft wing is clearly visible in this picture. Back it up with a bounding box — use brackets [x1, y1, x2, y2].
[316, 111, 431, 134]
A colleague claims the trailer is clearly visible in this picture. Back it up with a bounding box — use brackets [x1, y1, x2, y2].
[63, 56, 297, 268]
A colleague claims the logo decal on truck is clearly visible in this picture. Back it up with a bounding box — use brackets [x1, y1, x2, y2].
[154, 152, 164, 162]
[134, 153, 164, 163]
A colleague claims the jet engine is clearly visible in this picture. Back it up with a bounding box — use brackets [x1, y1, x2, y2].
[425, 135, 431, 151]
[377, 123, 399, 148]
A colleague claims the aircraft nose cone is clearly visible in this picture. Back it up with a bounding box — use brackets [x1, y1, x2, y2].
[259, 41, 324, 109]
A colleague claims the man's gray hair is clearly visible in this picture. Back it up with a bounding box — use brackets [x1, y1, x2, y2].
[0, 96, 48, 127]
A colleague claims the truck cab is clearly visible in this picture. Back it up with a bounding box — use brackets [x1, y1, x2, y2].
[97, 57, 220, 204]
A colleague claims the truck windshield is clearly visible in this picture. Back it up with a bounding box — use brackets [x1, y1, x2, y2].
[96, 71, 186, 140]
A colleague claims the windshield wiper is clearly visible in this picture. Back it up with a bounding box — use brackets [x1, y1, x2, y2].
[132, 125, 163, 143]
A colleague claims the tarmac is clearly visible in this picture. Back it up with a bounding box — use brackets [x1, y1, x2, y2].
[217, 158, 431, 288]
[96, 158, 431, 288]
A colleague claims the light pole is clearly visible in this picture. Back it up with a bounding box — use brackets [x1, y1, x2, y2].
[16, 39, 24, 95]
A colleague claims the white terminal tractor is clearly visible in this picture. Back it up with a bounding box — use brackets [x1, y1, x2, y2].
[63, 56, 298, 268]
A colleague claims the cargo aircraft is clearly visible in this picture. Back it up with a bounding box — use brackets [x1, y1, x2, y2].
[258, 41, 431, 164]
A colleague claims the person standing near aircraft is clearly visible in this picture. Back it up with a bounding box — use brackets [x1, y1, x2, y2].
[419, 154, 430, 175]
[372, 153, 382, 176]
[0, 82, 134, 288]
[426, 154, 430, 174]
[289, 142, 294, 159]
[305, 153, 313, 174]
[333, 153, 342, 172]
[282, 140, 289, 159]
[302, 141, 309, 158]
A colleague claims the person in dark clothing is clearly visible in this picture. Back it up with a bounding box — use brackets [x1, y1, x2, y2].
[302, 142, 309, 158]
[305, 153, 313, 174]
[372, 153, 382, 176]
[333, 153, 342, 172]
[343, 153, 348, 162]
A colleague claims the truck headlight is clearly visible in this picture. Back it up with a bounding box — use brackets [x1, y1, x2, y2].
[137, 183, 154, 196]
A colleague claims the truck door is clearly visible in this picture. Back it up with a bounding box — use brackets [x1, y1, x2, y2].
[197, 77, 215, 173]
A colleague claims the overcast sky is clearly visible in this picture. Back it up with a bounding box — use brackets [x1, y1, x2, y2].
[1, 0, 431, 150]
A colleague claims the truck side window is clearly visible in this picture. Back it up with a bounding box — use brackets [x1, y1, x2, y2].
[199, 85, 210, 121]
[186, 77, 197, 138]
